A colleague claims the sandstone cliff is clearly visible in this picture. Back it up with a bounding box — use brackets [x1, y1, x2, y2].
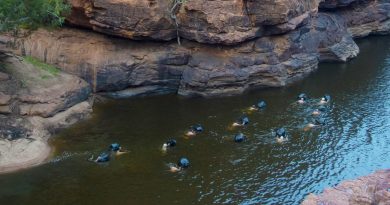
[4, 0, 387, 97]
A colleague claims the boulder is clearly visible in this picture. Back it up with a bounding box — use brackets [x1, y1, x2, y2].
[302, 169, 390, 205]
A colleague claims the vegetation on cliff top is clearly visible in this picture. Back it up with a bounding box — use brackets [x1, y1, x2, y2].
[23, 56, 60, 77]
[0, 0, 70, 32]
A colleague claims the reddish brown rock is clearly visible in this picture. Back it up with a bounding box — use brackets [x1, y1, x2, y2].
[66, 0, 321, 44]
[2, 0, 389, 98]
[66, 0, 177, 41]
[6, 10, 358, 97]
[302, 169, 390, 205]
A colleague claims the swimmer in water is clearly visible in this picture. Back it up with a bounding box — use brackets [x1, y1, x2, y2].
[304, 117, 325, 131]
[312, 106, 326, 116]
[275, 127, 288, 143]
[232, 116, 249, 127]
[110, 143, 127, 156]
[297, 93, 307, 104]
[248, 100, 267, 111]
[185, 124, 204, 136]
[162, 139, 177, 151]
[319, 95, 331, 104]
[169, 157, 190, 173]
[88, 143, 127, 163]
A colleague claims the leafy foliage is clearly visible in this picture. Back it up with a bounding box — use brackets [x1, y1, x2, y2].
[0, 0, 70, 32]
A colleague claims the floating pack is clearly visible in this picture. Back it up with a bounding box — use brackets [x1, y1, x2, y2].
[276, 128, 286, 137]
[257, 100, 267, 109]
[178, 157, 190, 168]
[192, 124, 204, 133]
[239, 116, 249, 125]
[234, 133, 246, 143]
[166, 139, 177, 147]
[97, 152, 110, 163]
[110, 143, 120, 152]
[298, 93, 307, 100]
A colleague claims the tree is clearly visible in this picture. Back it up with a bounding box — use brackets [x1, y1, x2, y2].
[0, 0, 70, 33]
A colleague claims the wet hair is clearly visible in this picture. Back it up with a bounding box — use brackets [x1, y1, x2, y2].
[322, 95, 331, 102]
[237, 116, 249, 125]
[96, 152, 110, 163]
[297, 93, 307, 101]
[166, 139, 177, 147]
[275, 128, 286, 137]
[178, 157, 190, 168]
[256, 100, 267, 109]
[190, 124, 204, 133]
[234, 133, 246, 143]
[109, 143, 120, 152]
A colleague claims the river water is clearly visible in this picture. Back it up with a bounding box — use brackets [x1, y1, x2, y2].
[1, 36, 390, 205]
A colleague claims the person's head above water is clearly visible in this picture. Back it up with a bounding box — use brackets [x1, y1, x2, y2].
[109, 143, 120, 152]
[178, 157, 190, 168]
[234, 133, 246, 143]
[275, 128, 286, 138]
[297, 93, 307, 103]
[165, 139, 177, 147]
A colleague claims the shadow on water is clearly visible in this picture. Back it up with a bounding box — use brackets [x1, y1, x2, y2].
[1, 36, 390, 205]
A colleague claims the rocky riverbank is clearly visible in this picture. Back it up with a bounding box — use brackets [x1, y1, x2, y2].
[0, 54, 91, 173]
[302, 169, 390, 205]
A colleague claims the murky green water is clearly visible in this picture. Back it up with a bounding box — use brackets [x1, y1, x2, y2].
[1, 36, 390, 205]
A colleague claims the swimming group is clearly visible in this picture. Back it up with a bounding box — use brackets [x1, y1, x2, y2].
[89, 93, 331, 173]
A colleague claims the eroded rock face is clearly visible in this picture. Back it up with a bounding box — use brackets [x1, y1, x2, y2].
[1, 0, 388, 98]
[66, 0, 321, 44]
[302, 169, 390, 205]
[66, 0, 176, 41]
[6, 10, 358, 97]
[334, 0, 390, 38]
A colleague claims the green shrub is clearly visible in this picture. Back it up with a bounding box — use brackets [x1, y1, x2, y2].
[0, 0, 70, 32]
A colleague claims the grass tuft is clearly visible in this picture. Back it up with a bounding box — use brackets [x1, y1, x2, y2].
[23, 56, 59, 76]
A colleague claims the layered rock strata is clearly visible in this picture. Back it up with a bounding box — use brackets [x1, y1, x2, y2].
[5, 0, 388, 97]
